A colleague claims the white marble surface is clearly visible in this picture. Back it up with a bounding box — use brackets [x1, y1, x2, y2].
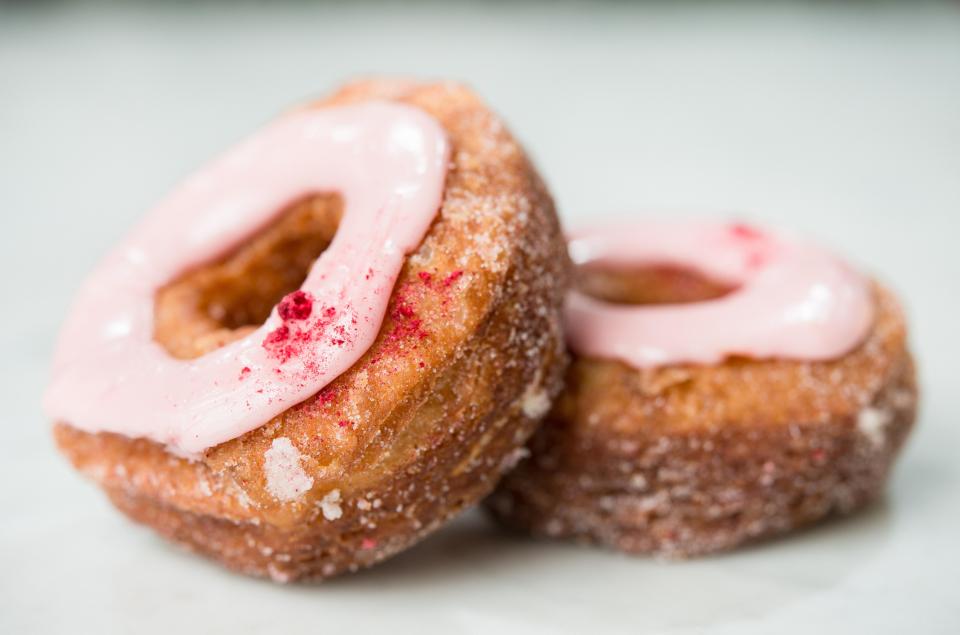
[2, 2, 959, 633]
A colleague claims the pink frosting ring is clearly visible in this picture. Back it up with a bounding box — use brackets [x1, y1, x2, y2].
[565, 220, 874, 368]
[44, 102, 450, 456]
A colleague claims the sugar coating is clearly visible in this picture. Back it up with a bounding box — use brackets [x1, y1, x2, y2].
[264, 437, 313, 502]
[489, 284, 918, 557]
[52, 79, 571, 582]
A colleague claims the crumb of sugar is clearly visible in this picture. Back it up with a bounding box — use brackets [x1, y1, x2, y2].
[266, 563, 293, 584]
[857, 406, 893, 448]
[544, 518, 564, 536]
[500, 447, 531, 472]
[318, 489, 343, 521]
[230, 481, 254, 509]
[522, 388, 551, 419]
[520, 374, 551, 419]
[196, 474, 212, 497]
[629, 474, 649, 491]
[264, 437, 313, 502]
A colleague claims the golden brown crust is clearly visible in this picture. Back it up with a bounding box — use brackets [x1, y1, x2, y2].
[53, 79, 570, 581]
[487, 284, 918, 556]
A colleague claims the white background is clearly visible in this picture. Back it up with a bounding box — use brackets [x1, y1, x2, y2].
[2, 2, 958, 633]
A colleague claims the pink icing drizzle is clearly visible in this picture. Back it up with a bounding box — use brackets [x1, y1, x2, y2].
[43, 102, 450, 456]
[565, 220, 874, 368]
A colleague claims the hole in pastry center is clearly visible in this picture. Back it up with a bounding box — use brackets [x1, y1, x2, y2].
[154, 194, 343, 359]
[576, 263, 736, 306]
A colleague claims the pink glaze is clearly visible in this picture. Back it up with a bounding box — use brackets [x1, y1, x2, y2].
[44, 102, 450, 456]
[566, 220, 873, 368]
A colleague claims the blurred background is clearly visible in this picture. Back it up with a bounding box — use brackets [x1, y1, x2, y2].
[2, 1, 959, 634]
